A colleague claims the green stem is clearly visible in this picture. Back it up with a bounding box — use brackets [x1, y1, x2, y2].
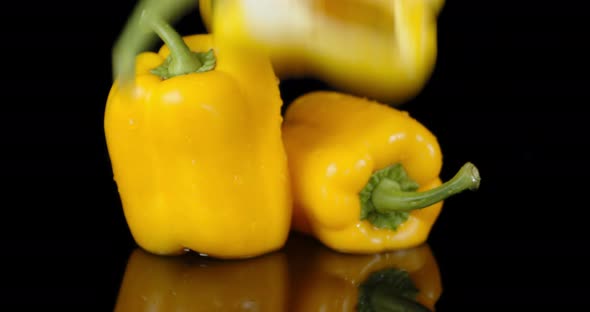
[371, 162, 480, 213]
[111, 0, 197, 83]
[141, 11, 202, 77]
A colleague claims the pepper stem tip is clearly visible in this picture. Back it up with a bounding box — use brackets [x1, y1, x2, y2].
[459, 162, 481, 191]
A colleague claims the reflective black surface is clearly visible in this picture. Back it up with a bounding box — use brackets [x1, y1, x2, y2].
[113, 234, 441, 311]
[2, 0, 589, 310]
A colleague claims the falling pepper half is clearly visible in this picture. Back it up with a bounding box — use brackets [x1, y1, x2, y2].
[104, 11, 291, 258]
[200, 0, 445, 104]
[281, 91, 480, 254]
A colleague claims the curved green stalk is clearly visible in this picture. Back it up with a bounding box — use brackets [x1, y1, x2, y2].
[372, 162, 480, 213]
[111, 0, 197, 84]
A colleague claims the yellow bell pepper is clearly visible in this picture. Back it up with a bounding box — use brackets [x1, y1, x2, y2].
[114, 248, 288, 311]
[281, 91, 480, 254]
[286, 233, 442, 311]
[104, 12, 291, 258]
[200, 0, 445, 104]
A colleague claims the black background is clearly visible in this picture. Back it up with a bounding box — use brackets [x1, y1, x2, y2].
[2, 0, 589, 310]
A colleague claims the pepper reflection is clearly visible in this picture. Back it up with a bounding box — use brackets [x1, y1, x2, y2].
[113, 249, 289, 311]
[286, 234, 442, 311]
[114, 234, 441, 311]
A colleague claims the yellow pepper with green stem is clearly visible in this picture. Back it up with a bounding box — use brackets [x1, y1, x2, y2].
[104, 12, 291, 258]
[281, 91, 480, 254]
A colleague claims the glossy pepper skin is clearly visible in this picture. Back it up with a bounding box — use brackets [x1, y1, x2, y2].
[282, 91, 480, 254]
[105, 16, 291, 258]
[286, 234, 442, 311]
[199, 0, 445, 104]
[113, 248, 288, 311]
